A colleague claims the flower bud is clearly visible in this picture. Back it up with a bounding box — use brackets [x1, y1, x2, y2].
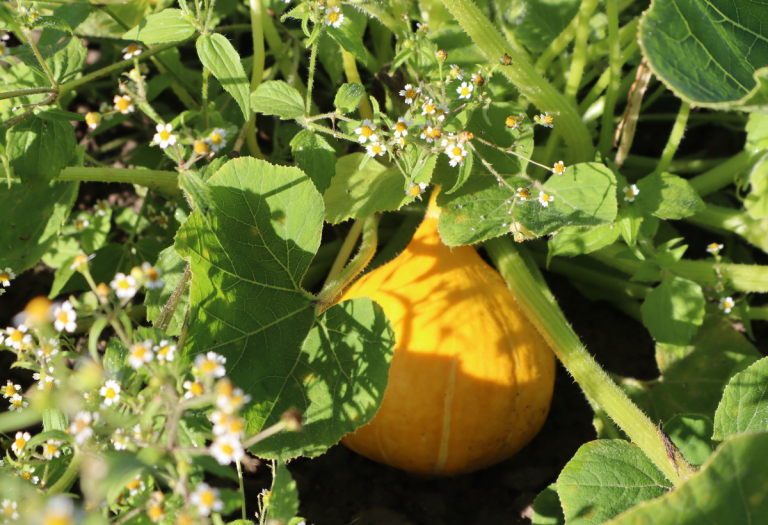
[435, 49, 447, 62]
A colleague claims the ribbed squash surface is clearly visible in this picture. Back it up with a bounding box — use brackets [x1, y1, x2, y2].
[339, 193, 556, 476]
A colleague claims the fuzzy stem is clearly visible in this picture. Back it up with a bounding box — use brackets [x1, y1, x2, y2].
[154, 265, 191, 332]
[689, 151, 760, 197]
[315, 214, 380, 314]
[48, 448, 83, 493]
[656, 102, 691, 173]
[485, 237, 685, 486]
[0, 86, 56, 101]
[598, 0, 622, 155]
[202, 67, 210, 129]
[442, 0, 593, 162]
[564, 0, 599, 104]
[324, 219, 364, 287]
[306, 39, 319, 115]
[25, 29, 58, 88]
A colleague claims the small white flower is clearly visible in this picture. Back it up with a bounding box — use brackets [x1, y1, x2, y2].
[211, 410, 246, 438]
[538, 191, 554, 207]
[0, 267, 15, 287]
[183, 379, 205, 399]
[210, 435, 245, 466]
[112, 428, 129, 450]
[450, 64, 464, 80]
[42, 439, 62, 459]
[515, 187, 530, 201]
[206, 128, 228, 152]
[153, 123, 177, 150]
[215, 379, 251, 414]
[141, 262, 164, 290]
[71, 411, 94, 444]
[70, 253, 95, 270]
[623, 184, 640, 203]
[122, 43, 142, 60]
[53, 300, 77, 333]
[17, 466, 39, 484]
[552, 161, 566, 176]
[324, 6, 344, 28]
[38, 337, 60, 360]
[354, 119, 378, 144]
[113, 94, 135, 114]
[393, 117, 411, 138]
[11, 431, 31, 456]
[195, 351, 227, 378]
[398, 84, 420, 105]
[126, 474, 146, 496]
[366, 142, 387, 157]
[21, 7, 41, 21]
[32, 365, 58, 391]
[444, 143, 467, 167]
[191, 483, 224, 516]
[154, 339, 176, 362]
[110, 272, 137, 299]
[128, 340, 154, 369]
[719, 296, 735, 314]
[99, 379, 121, 407]
[416, 22, 432, 34]
[96, 199, 110, 216]
[2, 380, 21, 398]
[8, 394, 28, 412]
[706, 243, 724, 254]
[536, 111, 554, 128]
[5, 325, 32, 350]
[434, 104, 449, 122]
[421, 98, 437, 116]
[456, 82, 473, 99]
[1, 499, 19, 520]
[407, 182, 428, 198]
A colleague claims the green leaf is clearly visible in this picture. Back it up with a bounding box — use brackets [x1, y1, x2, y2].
[639, 0, 768, 112]
[326, 19, 367, 65]
[662, 415, 714, 466]
[557, 440, 670, 525]
[6, 116, 76, 187]
[641, 276, 705, 345]
[532, 484, 564, 525]
[196, 34, 251, 120]
[635, 172, 705, 220]
[250, 80, 305, 120]
[744, 155, 768, 220]
[30, 15, 72, 34]
[333, 82, 365, 114]
[174, 157, 394, 459]
[144, 245, 189, 337]
[15, 36, 86, 83]
[290, 130, 336, 193]
[122, 9, 196, 44]
[505, 0, 580, 53]
[81, 209, 112, 254]
[746, 113, 768, 152]
[548, 224, 621, 261]
[36, 108, 85, 122]
[713, 357, 768, 442]
[323, 153, 413, 224]
[445, 145, 473, 195]
[606, 433, 768, 524]
[269, 462, 299, 524]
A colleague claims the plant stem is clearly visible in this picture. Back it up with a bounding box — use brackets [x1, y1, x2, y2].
[689, 150, 760, 197]
[154, 265, 191, 332]
[324, 219, 364, 287]
[598, 0, 622, 155]
[442, 0, 593, 162]
[748, 306, 768, 321]
[0, 86, 56, 101]
[25, 29, 58, 88]
[48, 448, 83, 493]
[485, 237, 685, 486]
[535, 11, 579, 73]
[237, 460, 247, 520]
[56, 167, 180, 197]
[614, 60, 653, 168]
[305, 39, 318, 115]
[341, 49, 373, 120]
[315, 214, 380, 315]
[685, 204, 768, 254]
[202, 67, 210, 129]
[246, 0, 265, 159]
[656, 102, 691, 173]
[564, 0, 599, 104]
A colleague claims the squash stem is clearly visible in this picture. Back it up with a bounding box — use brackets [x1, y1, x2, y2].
[484, 236, 686, 486]
[316, 214, 381, 314]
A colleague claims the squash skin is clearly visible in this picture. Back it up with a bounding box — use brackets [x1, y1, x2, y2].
[338, 195, 556, 476]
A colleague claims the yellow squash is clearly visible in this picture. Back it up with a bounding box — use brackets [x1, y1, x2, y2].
[338, 189, 556, 476]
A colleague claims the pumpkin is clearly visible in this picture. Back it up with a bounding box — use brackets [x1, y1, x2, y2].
[338, 188, 556, 476]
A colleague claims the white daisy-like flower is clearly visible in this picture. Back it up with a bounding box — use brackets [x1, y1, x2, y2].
[194, 351, 227, 378]
[113, 94, 135, 114]
[537, 111, 554, 128]
[126, 474, 146, 496]
[506, 113, 525, 129]
[211, 410, 246, 437]
[444, 143, 466, 167]
[133, 423, 156, 442]
[5, 325, 32, 350]
[112, 428, 129, 450]
[416, 22, 432, 34]
[552, 161, 566, 176]
[110, 272, 137, 299]
[456, 82, 473, 99]
[0, 267, 15, 287]
[719, 296, 735, 314]
[37, 337, 60, 360]
[393, 117, 411, 138]
[210, 435, 245, 466]
[434, 104, 449, 122]
[11, 431, 31, 456]
[154, 339, 176, 362]
[407, 182, 428, 198]
[421, 98, 437, 116]
[2, 380, 21, 398]
[123, 43, 143, 60]
[324, 6, 344, 28]
[71, 411, 94, 444]
[9, 394, 28, 412]
[191, 483, 224, 516]
[1, 499, 19, 520]
[75, 216, 90, 230]
[206, 128, 227, 152]
[70, 253, 95, 271]
[215, 379, 252, 414]
[141, 262, 164, 290]
[707, 243, 724, 254]
[153, 123, 177, 150]
[128, 340, 154, 369]
[354, 119, 378, 144]
[99, 379, 121, 407]
[183, 379, 205, 399]
[17, 466, 39, 484]
[42, 439, 62, 460]
[398, 84, 420, 104]
[96, 199, 109, 216]
[21, 7, 41, 21]
[539, 191, 554, 207]
[53, 301, 77, 333]
[32, 365, 58, 391]
[623, 184, 640, 203]
[450, 64, 464, 80]
[420, 125, 442, 144]
[516, 187, 530, 201]
[366, 143, 387, 157]
[85, 112, 102, 130]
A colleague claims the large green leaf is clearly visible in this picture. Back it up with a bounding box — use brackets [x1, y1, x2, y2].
[251, 80, 305, 120]
[290, 130, 336, 194]
[634, 172, 705, 221]
[6, 116, 76, 187]
[326, 18, 368, 65]
[15, 36, 86, 83]
[640, 276, 705, 346]
[607, 433, 768, 524]
[269, 462, 300, 524]
[144, 245, 189, 337]
[175, 157, 394, 459]
[532, 484, 565, 525]
[639, 0, 768, 112]
[557, 440, 670, 525]
[122, 9, 196, 43]
[713, 357, 768, 442]
[0, 179, 78, 274]
[196, 34, 251, 120]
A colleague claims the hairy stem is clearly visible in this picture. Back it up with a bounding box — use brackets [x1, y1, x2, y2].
[656, 102, 691, 173]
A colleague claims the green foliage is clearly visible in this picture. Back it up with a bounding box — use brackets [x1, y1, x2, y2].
[505, 0, 579, 53]
[6, 116, 76, 187]
[196, 34, 251, 120]
[640, 276, 705, 346]
[144, 246, 190, 336]
[532, 484, 564, 525]
[713, 357, 768, 442]
[251, 80, 306, 120]
[333, 82, 365, 114]
[268, 463, 300, 524]
[662, 415, 713, 466]
[122, 9, 197, 44]
[326, 19, 367, 65]
[290, 130, 336, 193]
[634, 173, 705, 221]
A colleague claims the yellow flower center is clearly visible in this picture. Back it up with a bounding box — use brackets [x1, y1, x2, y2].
[75, 420, 88, 433]
[46, 443, 58, 455]
[6, 383, 18, 396]
[0, 271, 9, 281]
[518, 189, 529, 199]
[452, 146, 462, 157]
[190, 382, 204, 396]
[360, 126, 373, 138]
[11, 331, 23, 343]
[200, 491, 216, 507]
[409, 186, 421, 196]
[125, 44, 140, 55]
[372, 145, 382, 154]
[229, 418, 244, 433]
[118, 279, 130, 289]
[159, 130, 172, 142]
[158, 345, 169, 357]
[554, 163, 565, 175]
[709, 243, 719, 251]
[405, 88, 416, 100]
[210, 132, 223, 145]
[395, 122, 407, 133]
[116, 98, 131, 112]
[145, 268, 159, 281]
[425, 103, 435, 113]
[327, 12, 339, 23]
[105, 387, 116, 399]
[14, 437, 26, 451]
[221, 443, 233, 455]
[126, 479, 141, 490]
[419, 24, 429, 33]
[57, 310, 69, 323]
[541, 193, 552, 203]
[201, 360, 217, 373]
[625, 188, 635, 198]
[2, 504, 13, 515]
[194, 140, 209, 154]
[21, 471, 32, 481]
[133, 346, 146, 359]
[429, 128, 442, 139]
[543, 115, 554, 126]
[149, 505, 164, 520]
[473, 75, 484, 86]
[461, 87, 470, 96]
[12, 398, 23, 408]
